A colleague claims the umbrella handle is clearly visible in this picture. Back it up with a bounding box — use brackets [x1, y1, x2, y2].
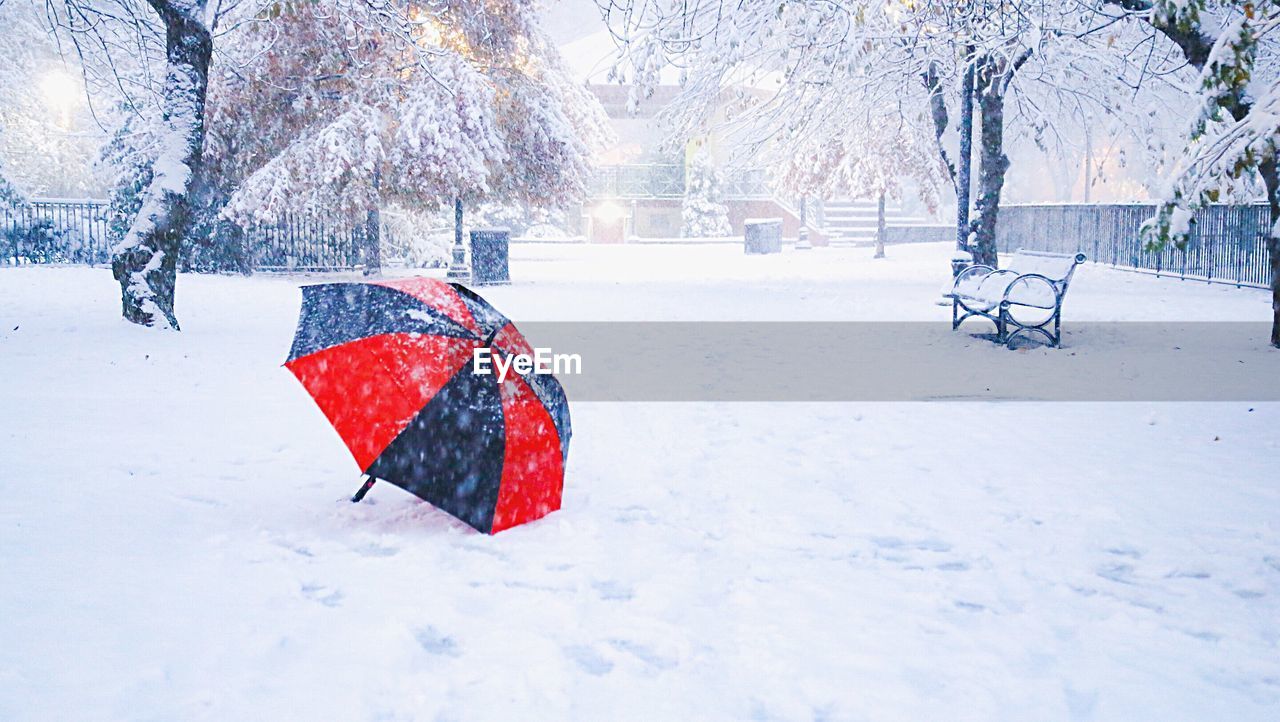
[351, 476, 376, 503]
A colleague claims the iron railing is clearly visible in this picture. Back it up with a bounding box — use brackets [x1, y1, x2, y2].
[996, 203, 1273, 289]
[2, 199, 380, 272]
[244, 213, 367, 271]
[2, 199, 111, 265]
[589, 164, 771, 200]
[591, 164, 685, 199]
[721, 168, 771, 199]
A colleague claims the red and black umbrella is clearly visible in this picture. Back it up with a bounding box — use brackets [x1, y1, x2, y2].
[284, 277, 570, 534]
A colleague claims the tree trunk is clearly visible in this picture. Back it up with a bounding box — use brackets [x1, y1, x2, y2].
[363, 169, 382, 275]
[110, 1, 212, 329]
[921, 62, 957, 188]
[956, 54, 975, 252]
[969, 55, 1015, 269]
[1260, 156, 1280, 348]
[363, 206, 381, 276]
[874, 191, 886, 259]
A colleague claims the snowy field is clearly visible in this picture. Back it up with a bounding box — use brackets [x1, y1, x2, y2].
[2, 243, 1278, 721]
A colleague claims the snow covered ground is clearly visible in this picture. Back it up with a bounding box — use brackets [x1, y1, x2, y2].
[1, 243, 1278, 721]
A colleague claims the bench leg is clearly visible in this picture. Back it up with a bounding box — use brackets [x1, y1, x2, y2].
[1003, 307, 1063, 349]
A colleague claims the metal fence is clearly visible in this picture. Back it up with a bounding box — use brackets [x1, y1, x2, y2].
[2, 199, 112, 265]
[243, 213, 367, 271]
[2, 199, 377, 272]
[721, 168, 771, 199]
[997, 203, 1273, 289]
[592, 164, 685, 199]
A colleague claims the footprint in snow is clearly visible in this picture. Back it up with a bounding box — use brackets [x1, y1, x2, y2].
[915, 539, 953, 552]
[870, 536, 906, 549]
[608, 639, 677, 671]
[301, 583, 343, 607]
[1096, 563, 1136, 585]
[1104, 546, 1143, 559]
[353, 542, 399, 558]
[414, 626, 461, 657]
[591, 580, 634, 601]
[615, 506, 660, 526]
[563, 645, 613, 676]
[1126, 597, 1164, 613]
[1181, 629, 1222, 642]
[871, 536, 954, 565]
[871, 536, 952, 553]
[1165, 569, 1211, 580]
[177, 494, 227, 508]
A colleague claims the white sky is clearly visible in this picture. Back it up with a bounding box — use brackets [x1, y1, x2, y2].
[543, 0, 607, 44]
[544, 0, 619, 83]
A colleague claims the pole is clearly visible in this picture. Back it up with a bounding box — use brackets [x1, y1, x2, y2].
[447, 196, 470, 282]
[455, 197, 463, 248]
[956, 50, 975, 252]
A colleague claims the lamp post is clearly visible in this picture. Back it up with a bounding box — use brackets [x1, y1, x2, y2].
[446, 196, 471, 282]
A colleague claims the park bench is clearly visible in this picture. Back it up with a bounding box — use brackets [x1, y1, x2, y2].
[947, 249, 1086, 348]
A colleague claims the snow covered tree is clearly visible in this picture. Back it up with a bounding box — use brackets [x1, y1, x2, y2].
[774, 96, 950, 259]
[208, 0, 611, 273]
[600, 0, 1174, 268]
[34, 0, 605, 324]
[681, 148, 731, 237]
[883, 1, 1140, 266]
[41, 0, 215, 328]
[108, 0, 212, 328]
[1107, 0, 1280, 347]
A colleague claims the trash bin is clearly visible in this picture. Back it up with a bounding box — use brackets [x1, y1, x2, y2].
[470, 228, 510, 285]
[744, 218, 783, 254]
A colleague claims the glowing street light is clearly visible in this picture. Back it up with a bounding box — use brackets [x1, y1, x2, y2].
[40, 69, 80, 127]
[592, 200, 626, 222]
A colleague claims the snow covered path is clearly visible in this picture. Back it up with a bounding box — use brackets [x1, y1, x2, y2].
[1, 244, 1278, 721]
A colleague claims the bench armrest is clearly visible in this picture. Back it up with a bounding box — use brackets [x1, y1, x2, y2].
[951, 264, 997, 293]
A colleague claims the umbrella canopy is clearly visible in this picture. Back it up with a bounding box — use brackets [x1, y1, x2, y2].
[284, 277, 570, 534]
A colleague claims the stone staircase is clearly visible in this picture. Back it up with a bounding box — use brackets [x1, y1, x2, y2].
[818, 199, 931, 247]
